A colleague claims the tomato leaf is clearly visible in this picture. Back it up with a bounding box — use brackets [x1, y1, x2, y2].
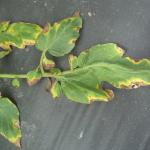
[0, 22, 42, 50]
[0, 97, 21, 147]
[51, 43, 150, 104]
[35, 14, 82, 57]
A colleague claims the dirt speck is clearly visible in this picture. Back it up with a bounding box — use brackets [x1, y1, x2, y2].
[20, 67, 24, 71]
[25, 47, 30, 52]
[78, 130, 84, 139]
[87, 12, 96, 17]
[44, 2, 47, 7]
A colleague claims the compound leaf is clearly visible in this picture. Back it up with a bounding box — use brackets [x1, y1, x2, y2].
[36, 14, 82, 57]
[51, 43, 150, 104]
[0, 97, 21, 147]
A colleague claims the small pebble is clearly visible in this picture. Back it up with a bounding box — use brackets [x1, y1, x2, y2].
[88, 12, 92, 17]
[44, 2, 47, 7]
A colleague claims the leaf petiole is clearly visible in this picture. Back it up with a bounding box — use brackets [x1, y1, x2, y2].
[39, 51, 46, 74]
[0, 72, 57, 79]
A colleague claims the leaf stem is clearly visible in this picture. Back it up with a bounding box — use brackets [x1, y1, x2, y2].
[0, 73, 57, 79]
[0, 50, 64, 80]
[0, 74, 27, 78]
[39, 50, 46, 74]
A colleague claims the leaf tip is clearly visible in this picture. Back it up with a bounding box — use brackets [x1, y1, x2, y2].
[105, 89, 114, 101]
[13, 138, 21, 148]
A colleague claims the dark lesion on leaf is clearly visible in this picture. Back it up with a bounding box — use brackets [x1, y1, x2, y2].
[27, 78, 41, 86]
[105, 89, 114, 100]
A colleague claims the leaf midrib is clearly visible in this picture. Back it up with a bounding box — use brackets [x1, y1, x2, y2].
[62, 61, 150, 76]
[47, 21, 74, 51]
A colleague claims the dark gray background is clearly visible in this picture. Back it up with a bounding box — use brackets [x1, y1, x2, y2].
[0, 0, 150, 150]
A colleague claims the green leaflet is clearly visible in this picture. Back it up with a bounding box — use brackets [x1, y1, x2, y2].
[0, 22, 42, 50]
[0, 97, 21, 147]
[35, 14, 82, 56]
[12, 79, 20, 88]
[7, 22, 42, 46]
[51, 43, 150, 104]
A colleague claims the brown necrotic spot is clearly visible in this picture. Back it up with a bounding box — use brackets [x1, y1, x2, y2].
[120, 81, 146, 89]
[13, 138, 21, 148]
[126, 56, 141, 64]
[43, 24, 50, 33]
[27, 78, 41, 86]
[131, 82, 145, 89]
[43, 63, 55, 70]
